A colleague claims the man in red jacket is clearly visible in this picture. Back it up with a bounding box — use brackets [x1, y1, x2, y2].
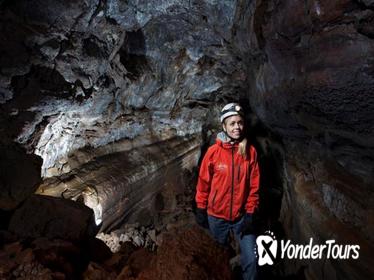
[195, 103, 260, 280]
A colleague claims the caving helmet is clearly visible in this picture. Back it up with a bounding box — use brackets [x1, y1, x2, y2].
[220, 102, 244, 123]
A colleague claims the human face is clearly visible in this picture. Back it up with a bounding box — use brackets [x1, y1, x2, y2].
[222, 115, 244, 140]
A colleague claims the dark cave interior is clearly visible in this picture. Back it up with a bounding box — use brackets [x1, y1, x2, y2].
[0, 0, 373, 279]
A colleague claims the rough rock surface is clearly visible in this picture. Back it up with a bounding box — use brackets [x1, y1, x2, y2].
[0, 226, 232, 280]
[36, 136, 199, 231]
[116, 226, 232, 280]
[0, 0, 244, 178]
[0, 1, 373, 279]
[0, 238, 85, 279]
[0, 143, 42, 210]
[9, 194, 97, 241]
[238, 0, 374, 278]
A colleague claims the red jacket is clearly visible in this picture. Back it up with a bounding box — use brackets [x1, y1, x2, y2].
[195, 137, 260, 221]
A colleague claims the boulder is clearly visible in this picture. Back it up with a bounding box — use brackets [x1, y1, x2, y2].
[9, 194, 97, 241]
[0, 144, 42, 211]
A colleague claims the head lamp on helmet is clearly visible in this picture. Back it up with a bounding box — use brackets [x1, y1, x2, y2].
[220, 103, 243, 123]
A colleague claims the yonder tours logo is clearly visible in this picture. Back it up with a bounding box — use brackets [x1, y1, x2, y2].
[255, 231, 360, 266]
[256, 231, 277, 266]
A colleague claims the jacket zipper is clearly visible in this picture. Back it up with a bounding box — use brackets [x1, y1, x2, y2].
[230, 145, 234, 221]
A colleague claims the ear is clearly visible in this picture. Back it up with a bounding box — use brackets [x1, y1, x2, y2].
[222, 124, 226, 132]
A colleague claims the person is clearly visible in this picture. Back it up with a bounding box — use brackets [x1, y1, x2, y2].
[195, 102, 260, 280]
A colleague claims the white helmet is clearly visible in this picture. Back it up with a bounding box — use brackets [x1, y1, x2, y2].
[220, 103, 244, 123]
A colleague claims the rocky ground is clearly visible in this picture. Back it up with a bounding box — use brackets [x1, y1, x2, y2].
[0, 170, 238, 280]
[0, 226, 233, 280]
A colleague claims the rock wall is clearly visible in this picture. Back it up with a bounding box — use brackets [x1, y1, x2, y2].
[0, 0, 246, 178]
[37, 135, 200, 231]
[0, 1, 373, 279]
[236, 0, 374, 279]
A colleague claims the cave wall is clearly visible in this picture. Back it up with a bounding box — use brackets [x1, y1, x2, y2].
[0, 0, 250, 249]
[0, 1, 373, 279]
[234, 0, 374, 279]
[0, 0, 246, 178]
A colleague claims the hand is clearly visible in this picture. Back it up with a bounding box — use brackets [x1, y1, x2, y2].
[195, 208, 209, 229]
[240, 213, 255, 237]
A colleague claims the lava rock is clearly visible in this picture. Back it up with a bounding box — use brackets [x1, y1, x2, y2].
[0, 143, 42, 211]
[134, 226, 232, 280]
[9, 194, 97, 241]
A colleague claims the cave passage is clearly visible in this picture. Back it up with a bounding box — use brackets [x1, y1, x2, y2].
[0, 0, 373, 279]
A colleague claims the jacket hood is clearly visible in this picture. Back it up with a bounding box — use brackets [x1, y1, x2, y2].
[216, 131, 230, 143]
[216, 131, 239, 148]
